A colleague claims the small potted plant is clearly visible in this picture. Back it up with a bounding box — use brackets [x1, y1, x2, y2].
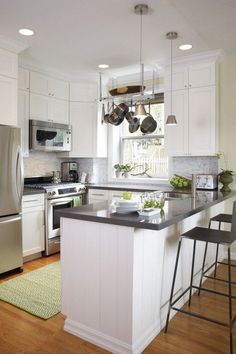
[113, 164, 123, 178]
[122, 163, 134, 178]
[216, 152, 234, 192]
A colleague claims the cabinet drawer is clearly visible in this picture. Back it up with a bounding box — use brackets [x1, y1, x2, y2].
[22, 194, 45, 208]
[88, 189, 109, 200]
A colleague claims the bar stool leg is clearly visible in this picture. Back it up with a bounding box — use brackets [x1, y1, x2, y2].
[227, 246, 233, 354]
[214, 221, 221, 277]
[198, 242, 208, 296]
[188, 239, 196, 306]
[165, 239, 182, 333]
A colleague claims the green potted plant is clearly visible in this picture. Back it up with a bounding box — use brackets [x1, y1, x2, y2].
[216, 152, 234, 192]
[122, 163, 134, 178]
[113, 164, 123, 178]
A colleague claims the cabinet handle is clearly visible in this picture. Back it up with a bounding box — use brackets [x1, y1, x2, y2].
[92, 193, 105, 196]
[189, 84, 192, 87]
[23, 199, 39, 203]
[184, 85, 187, 88]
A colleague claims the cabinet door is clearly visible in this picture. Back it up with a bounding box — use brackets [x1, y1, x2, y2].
[30, 93, 49, 121]
[70, 82, 98, 102]
[22, 208, 45, 257]
[30, 72, 49, 95]
[18, 90, 29, 156]
[18, 68, 30, 91]
[0, 48, 17, 79]
[0, 75, 17, 126]
[188, 86, 216, 155]
[188, 62, 215, 88]
[88, 189, 109, 204]
[48, 78, 69, 100]
[164, 90, 188, 156]
[165, 66, 188, 91]
[49, 97, 69, 124]
[69, 101, 95, 157]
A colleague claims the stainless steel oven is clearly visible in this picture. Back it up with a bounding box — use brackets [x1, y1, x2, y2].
[45, 187, 86, 255]
[24, 177, 86, 256]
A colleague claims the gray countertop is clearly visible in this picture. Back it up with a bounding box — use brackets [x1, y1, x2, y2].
[23, 188, 45, 196]
[56, 190, 236, 231]
[86, 183, 175, 192]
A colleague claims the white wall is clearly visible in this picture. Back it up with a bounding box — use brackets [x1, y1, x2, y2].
[219, 52, 236, 251]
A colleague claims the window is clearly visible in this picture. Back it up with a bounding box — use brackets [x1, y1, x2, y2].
[120, 94, 168, 178]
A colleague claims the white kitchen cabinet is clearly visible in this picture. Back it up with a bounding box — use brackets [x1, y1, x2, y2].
[165, 85, 216, 156]
[70, 82, 98, 102]
[0, 48, 17, 79]
[18, 68, 30, 91]
[30, 92, 69, 124]
[0, 75, 17, 126]
[59, 100, 106, 157]
[165, 61, 215, 91]
[88, 189, 109, 204]
[22, 194, 45, 258]
[18, 89, 29, 156]
[30, 71, 69, 100]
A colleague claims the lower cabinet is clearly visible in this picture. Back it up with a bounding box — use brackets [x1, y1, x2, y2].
[88, 188, 143, 205]
[88, 189, 109, 204]
[22, 194, 45, 258]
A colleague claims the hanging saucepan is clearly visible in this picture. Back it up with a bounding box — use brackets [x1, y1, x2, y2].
[140, 115, 157, 134]
[124, 100, 140, 133]
[108, 103, 129, 126]
[129, 117, 140, 133]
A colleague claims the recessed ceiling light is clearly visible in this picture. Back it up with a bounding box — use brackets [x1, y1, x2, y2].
[18, 28, 34, 36]
[179, 44, 192, 51]
[98, 64, 109, 69]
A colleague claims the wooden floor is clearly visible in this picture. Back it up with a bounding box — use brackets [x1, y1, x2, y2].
[0, 255, 235, 354]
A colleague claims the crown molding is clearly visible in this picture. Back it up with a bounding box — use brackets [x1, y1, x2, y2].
[164, 49, 224, 68]
[0, 35, 28, 53]
[19, 56, 100, 82]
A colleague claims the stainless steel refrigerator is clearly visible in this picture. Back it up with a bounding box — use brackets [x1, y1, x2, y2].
[0, 125, 23, 274]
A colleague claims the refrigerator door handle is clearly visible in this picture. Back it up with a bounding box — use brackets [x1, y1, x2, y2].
[16, 146, 24, 202]
[0, 215, 22, 224]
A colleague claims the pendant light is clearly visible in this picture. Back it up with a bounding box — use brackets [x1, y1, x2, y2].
[166, 31, 178, 125]
[134, 4, 148, 119]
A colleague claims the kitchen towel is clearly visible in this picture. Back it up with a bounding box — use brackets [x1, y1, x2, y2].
[72, 196, 81, 207]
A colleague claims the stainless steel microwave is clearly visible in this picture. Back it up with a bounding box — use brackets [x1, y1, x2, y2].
[29, 119, 71, 152]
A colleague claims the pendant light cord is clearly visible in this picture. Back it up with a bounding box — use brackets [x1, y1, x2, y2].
[139, 8, 144, 96]
[170, 37, 173, 115]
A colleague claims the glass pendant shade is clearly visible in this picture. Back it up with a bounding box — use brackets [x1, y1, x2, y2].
[134, 103, 147, 119]
[166, 114, 177, 125]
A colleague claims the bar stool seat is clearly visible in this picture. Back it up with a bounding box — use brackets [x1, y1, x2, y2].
[165, 201, 236, 354]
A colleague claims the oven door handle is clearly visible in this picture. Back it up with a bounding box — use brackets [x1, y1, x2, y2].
[50, 199, 73, 206]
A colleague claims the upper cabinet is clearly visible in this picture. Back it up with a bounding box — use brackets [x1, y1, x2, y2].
[164, 57, 218, 157]
[18, 68, 30, 91]
[0, 48, 17, 79]
[29, 71, 69, 124]
[0, 49, 18, 126]
[30, 72, 69, 100]
[59, 82, 107, 158]
[165, 62, 215, 91]
[70, 82, 98, 102]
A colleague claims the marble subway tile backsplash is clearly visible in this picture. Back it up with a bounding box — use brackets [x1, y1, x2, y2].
[23, 151, 61, 177]
[172, 156, 218, 176]
[76, 158, 108, 183]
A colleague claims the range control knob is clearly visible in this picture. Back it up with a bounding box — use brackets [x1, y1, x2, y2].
[48, 191, 51, 197]
[52, 191, 56, 196]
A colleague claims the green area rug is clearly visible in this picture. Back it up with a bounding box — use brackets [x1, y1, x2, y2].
[0, 261, 61, 319]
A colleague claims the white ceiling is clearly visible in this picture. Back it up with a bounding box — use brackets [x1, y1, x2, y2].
[0, 0, 236, 80]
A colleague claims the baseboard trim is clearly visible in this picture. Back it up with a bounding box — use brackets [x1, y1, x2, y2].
[64, 318, 162, 354]
[64, 319, 132, 354]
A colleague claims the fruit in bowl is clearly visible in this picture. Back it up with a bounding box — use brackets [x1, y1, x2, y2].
[170, 175, 191, 189]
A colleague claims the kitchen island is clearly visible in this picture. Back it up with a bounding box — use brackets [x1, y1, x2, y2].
[58, 191, 236, 354]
